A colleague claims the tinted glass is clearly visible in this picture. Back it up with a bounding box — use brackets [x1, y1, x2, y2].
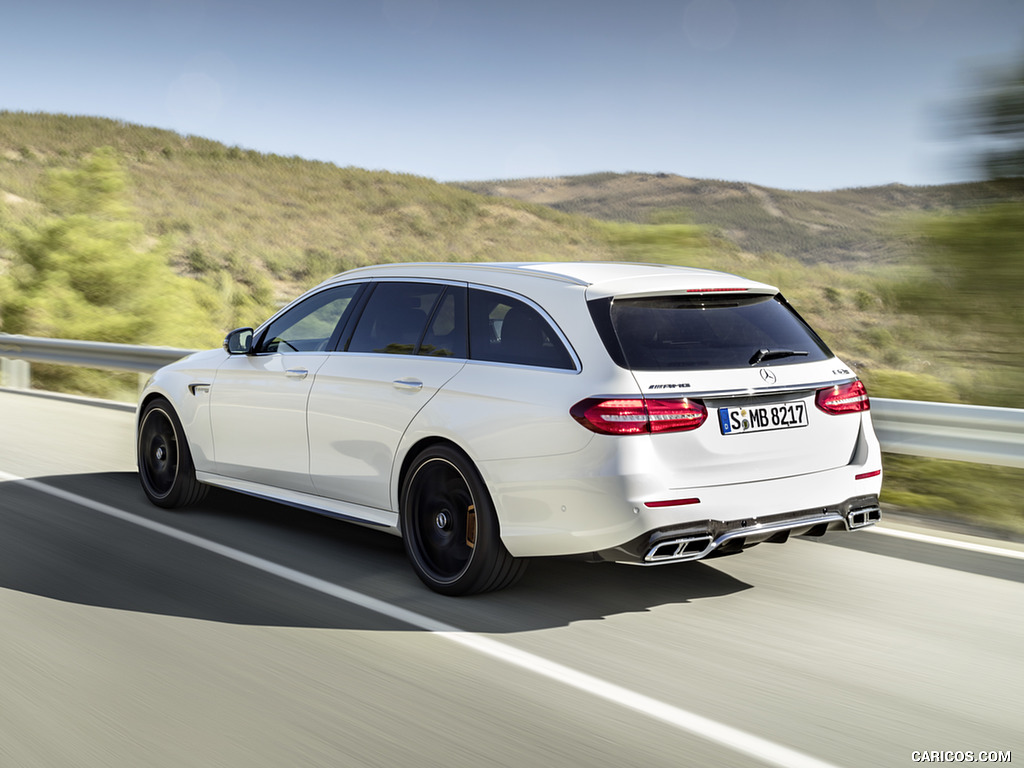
[256, 284, 361, 354]
[608, 294, 831, 371]
[419, 286, 467, 358]
[347, 282, 444, 355]
[469, 289, 574, 370]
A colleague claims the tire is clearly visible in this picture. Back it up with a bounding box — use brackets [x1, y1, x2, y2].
[137, 397, 208, 509]
[400, 445, 527, 596]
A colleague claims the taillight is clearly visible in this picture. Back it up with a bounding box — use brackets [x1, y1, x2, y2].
[571, 397, 707, 435]
[570, 399, 648, 434]
[815, 379, 870, 414]
[646, 398, 708, 433]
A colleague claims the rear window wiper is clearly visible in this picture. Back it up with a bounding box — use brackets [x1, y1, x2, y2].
[749, 348, 810, 365]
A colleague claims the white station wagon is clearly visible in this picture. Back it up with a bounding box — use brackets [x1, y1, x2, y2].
[137, 262, 883, 594]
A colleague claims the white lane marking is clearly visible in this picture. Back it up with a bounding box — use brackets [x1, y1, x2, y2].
[869, 526, 1024, 560]
[3, 471, 858, 768]
[4, 472, 1022, 767]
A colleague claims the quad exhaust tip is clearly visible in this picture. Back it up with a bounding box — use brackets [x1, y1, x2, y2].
[641, 502, 881, 564]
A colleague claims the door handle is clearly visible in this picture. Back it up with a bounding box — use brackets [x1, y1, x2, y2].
[285, 368, 309, 380]
[393, 378, 423, 391]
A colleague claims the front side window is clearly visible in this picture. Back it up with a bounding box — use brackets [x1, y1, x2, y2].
[346, 282, 448, 356]
[603, 293, 831, 371]
[256, 284, 361, 354]
[469, 289, 575, 370]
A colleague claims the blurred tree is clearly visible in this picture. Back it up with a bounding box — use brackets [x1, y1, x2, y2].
[0, 148, 220, 394]
[900, 49, 1024, 406]
[957, 52, 1024, 179]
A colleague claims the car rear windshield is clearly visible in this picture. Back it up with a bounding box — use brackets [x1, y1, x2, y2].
[592, 293, 832, 371]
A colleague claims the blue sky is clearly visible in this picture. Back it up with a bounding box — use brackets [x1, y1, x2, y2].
[3, 0, 1023, 190]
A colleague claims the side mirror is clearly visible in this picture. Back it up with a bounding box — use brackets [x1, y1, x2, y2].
[223, 327, 254, 355]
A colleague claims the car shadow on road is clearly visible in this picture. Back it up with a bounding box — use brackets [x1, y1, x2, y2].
[0, 472, 754, 633]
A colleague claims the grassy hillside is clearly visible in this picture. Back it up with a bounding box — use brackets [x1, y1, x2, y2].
[459, 172, 1024, 266]
[1, 112, 1021, 534]
[0, 112, 615, 307]
[0, 113, 1014, 406]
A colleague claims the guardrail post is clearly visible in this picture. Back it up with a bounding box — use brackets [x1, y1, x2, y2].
[0, 358, 30, 389]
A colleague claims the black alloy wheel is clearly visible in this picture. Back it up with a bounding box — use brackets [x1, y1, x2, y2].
[137, 397, 208, 508]
[400, 445, 526, 595]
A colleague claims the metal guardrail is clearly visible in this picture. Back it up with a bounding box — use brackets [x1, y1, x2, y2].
[1, 333, 1022, 469]
[871, 399, 1024, 469]
[0, 334, 195, 374]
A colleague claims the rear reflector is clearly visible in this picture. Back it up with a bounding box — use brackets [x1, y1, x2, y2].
[644, 498, 701, 508]
[855, 469, 882, 480]
[571, 397, 707, 435]
[815, 379, 870, 414]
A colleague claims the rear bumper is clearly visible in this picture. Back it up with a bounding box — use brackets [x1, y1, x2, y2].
[592, 494, 881, 565]
[485, 410, 883, 559]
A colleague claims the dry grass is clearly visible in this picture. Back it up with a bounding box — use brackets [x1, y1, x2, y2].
[459, 172, 1024, 266]
[2, 112, 1021, 532]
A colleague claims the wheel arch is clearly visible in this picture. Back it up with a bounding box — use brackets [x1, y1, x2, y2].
[395, 437, 525, 594]
[138, 390, 170, 417]
[136, 391, 174, 448]
[395, 437, 489, 533]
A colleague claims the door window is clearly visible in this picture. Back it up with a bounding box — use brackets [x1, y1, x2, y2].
[347, 282, 447, 355]
[419, 286, 467, 358]
[255, 283, 362, 354]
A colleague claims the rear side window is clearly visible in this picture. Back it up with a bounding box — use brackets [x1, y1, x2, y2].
[469, 289, 575, 370]
[598, 293, 831, 371]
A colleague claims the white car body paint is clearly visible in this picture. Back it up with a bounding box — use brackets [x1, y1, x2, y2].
[139, 262, 883, 569]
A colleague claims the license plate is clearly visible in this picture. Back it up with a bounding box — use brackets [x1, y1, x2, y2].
[718, 402, 808, 435]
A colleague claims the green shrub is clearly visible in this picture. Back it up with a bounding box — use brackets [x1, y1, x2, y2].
[854, 289, 877, 311]
[821, 286, 841, 306]
[0, 148, 223, 395]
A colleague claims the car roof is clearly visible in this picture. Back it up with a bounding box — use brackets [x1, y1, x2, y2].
[322, 261, 778, 298]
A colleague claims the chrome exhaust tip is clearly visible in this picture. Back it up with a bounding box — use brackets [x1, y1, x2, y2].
[847, 505, 881, 529]
[645, 536, 714, 562]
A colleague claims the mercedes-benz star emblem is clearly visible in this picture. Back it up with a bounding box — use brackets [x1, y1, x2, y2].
[760, 368, 777, 384]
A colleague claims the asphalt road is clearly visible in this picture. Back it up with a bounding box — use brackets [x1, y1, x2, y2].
[0, 389, 1020, 768]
